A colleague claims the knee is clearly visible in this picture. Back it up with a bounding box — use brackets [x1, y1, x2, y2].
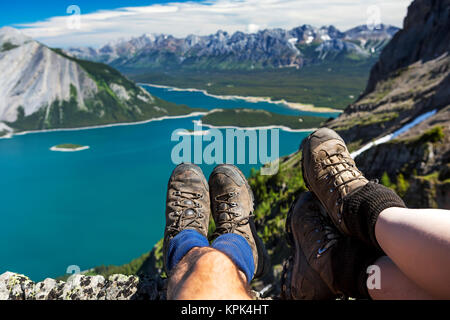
[194, 248, 237, 274]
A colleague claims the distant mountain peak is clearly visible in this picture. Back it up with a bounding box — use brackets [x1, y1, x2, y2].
[66, 23, 400, 71]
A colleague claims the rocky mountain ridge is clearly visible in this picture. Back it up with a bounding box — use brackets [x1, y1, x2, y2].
[67, 24, 399, 71]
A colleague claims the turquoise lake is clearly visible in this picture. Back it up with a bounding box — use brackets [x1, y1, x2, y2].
[0, 86, 336, 281]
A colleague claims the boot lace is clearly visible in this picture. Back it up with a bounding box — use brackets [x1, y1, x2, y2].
[306, 214, 340, 258]
[167, 190, 205, 235]
[213, 191, 252, 240]
[318, 152, 366, 192]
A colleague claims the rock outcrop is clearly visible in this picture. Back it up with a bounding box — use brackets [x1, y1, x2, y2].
[0, 271, 271, 300]
[365, 0, 450, 94]
[328, 0, 450, 146]
[0, 272, 166, 300]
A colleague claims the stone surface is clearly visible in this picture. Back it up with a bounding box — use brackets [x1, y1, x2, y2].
[0, 272, 166, 300]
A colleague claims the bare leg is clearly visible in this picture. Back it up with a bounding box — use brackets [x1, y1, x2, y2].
[375, 207, 450, 299]
[167, 247, 252, 300]
[368, 256, 433, 300]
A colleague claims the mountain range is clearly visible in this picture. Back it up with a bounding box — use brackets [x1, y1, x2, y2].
[67, 24, 399, 72]
[0, 27, 197, 136]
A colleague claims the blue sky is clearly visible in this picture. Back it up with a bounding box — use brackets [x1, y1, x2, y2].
[0, 1, 186, 27]
[1, 0, 414, 48]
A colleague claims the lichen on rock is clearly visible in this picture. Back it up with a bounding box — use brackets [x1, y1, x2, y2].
[0, 271, 166, 300]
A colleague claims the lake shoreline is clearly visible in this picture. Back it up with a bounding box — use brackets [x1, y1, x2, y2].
[141, 83, 343, 114]
[0, 112, 207, 140]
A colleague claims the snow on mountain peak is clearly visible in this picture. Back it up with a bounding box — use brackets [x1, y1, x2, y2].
[0, 27, 32, 47]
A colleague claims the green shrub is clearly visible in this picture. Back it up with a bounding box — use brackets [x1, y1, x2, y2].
[395, 173, 409, 197]
[1, 42, 19, 52]
[380, 172, 393, 189]
[419, 126, 444, 143]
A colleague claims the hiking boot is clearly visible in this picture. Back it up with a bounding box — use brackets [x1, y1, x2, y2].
[301, 128, 368, 236]
[282, 192, 381, 299]
[209, 164, 270, 279]
[163, 163, 211, 274]
[282, 192, 339, 299]
[280, 246, 335, 300]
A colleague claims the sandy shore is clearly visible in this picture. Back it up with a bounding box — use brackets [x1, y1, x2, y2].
[50, 145, 90, 152]
[193, 120, 317, 133]
[141, 83, 343, 114]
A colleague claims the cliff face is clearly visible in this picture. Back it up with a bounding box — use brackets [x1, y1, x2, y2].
[365, 0, 450, 94]
[328, 0, 450, 146]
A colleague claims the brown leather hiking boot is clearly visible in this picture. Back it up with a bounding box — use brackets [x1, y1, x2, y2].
[281, 192, 339, 299]
[282, 192, 381, 299]
[209, 164, 270, 279]
[301, 128, 368, 236]
[163, 163, 211, 274]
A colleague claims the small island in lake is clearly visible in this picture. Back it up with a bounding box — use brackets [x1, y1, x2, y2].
[50, 143, 90, 152]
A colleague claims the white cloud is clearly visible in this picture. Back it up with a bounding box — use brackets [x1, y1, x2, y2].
[247, 24, 262, 33]
[15, 0, 414, 48]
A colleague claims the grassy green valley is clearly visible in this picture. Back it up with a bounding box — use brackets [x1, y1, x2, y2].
[130, 59, 377, 110]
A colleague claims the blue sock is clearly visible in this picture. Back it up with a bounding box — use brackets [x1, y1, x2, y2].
[212, 233, 255, 283]
[166, 229, 209, 273]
